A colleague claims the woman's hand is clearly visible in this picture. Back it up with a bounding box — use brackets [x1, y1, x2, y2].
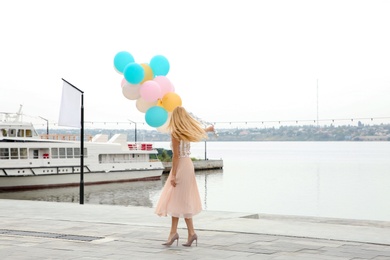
[170, 175, 177, 187]
[205, 125, 215, 133]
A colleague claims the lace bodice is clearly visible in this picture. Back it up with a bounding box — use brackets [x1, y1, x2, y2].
[171, 140, 191, 158]
[179, 140, 191, 158]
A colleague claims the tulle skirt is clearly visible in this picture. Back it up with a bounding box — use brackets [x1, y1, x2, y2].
[155, 157, 202, 218]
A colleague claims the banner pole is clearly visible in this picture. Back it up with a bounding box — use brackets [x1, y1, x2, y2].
[60, 78, 84, 204]
[80, 93, 84, 204]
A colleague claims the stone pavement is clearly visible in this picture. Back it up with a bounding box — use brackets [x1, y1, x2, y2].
[0, 199, 390, 259]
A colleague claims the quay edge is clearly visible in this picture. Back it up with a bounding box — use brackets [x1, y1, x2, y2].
[162, 159, 223, 173]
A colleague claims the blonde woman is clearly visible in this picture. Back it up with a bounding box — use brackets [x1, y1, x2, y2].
[155, 106, 214, 247]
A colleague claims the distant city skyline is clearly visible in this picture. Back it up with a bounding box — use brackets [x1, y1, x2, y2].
[37, 122, 390, 142]
[29, 116, 390, 131]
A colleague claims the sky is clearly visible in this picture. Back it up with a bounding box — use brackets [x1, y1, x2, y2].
[1, 0, 390, 130]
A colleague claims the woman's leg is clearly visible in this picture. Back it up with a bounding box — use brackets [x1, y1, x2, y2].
[162, 217, 180, 245]
[183, 218, 198, 246]
[169, 217, 179, 238]
[184, 218, 196, 238]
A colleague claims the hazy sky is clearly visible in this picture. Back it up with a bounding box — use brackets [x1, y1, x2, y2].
[1, 0, 389, 129]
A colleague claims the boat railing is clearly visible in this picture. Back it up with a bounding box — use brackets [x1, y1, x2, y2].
[40, 134, 93, 142]
[98, 156, 159, 164]
[127, 143, 154, 151]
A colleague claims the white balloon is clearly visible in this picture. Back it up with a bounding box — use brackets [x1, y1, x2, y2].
[122, 83, 141, 100]
[136, 98, 157, 113]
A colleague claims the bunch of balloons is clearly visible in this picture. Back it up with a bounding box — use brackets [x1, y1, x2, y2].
[113, 51, 182, 131]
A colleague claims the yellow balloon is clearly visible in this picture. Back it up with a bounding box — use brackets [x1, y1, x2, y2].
[140, 63, 154, 84]
[157, 99, 163, 107]
[162, 92, 182, 112]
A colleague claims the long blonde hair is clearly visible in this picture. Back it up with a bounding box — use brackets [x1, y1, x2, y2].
[168, 106, 208, 142]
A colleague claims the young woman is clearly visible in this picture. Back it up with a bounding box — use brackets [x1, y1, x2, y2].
[155, 106, 214, 247]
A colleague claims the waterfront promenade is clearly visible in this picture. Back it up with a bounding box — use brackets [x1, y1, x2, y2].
[1, 199, 390, 259]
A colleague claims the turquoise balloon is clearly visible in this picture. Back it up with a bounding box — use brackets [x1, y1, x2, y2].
[145, 106, 168, 128]
[123, 63, 144, 84]
[150, 55, 170, 76]
[114, 51, 134, 73]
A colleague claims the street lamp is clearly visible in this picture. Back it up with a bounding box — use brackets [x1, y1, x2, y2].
[39, 116, 49, 135]
[128, 119, 137, 143]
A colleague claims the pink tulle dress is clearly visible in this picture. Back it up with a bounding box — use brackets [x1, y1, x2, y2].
[155, 140, 202, 218]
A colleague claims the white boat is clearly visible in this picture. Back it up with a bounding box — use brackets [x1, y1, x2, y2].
[0, 108, 164, 191]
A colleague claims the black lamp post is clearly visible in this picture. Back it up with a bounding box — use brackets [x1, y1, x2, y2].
[39, 116, 49, 135]
[128, 119, 137, 143]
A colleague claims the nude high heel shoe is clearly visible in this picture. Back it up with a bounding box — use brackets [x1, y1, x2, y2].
[182, 234, 197, 247]
[162, 233, 179, 246]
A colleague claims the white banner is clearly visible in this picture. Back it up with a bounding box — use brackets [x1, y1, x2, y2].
[58, 80, 81, 128]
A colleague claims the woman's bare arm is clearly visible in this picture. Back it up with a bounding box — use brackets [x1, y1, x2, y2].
[170, 135, 180, 187]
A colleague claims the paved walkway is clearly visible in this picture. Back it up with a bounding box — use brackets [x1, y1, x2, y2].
[1, 199, 390, 259]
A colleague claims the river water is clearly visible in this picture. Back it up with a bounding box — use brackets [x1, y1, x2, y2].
[1, 141, 389, 222]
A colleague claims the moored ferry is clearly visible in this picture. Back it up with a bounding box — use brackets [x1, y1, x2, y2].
[0, 108, 164, 191]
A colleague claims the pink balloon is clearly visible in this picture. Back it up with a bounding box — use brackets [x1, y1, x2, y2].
[140, 80, 162, 102]
[153, 76, 174, 97]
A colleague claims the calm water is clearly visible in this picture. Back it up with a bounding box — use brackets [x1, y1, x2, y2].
[1, 141, 389, 222]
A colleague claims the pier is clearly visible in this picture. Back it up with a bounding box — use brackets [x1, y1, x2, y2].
[162, 159, 223, 173]
[1, 199, 390, 259]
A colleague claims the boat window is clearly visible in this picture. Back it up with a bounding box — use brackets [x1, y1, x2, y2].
[72, 148, 87, 158]
[67, 148, 74, 158]
[9, 129, 16, 137]
[59, 148, 66, 158]
[51, 148, 59, 159]
[20, 148, 28, 159]
[33, 150, 39, 159]
[26, 129, 33, 137]
[0, 148, 9, 159]
[17, 129, 24, 137]
[1, 129, 7, 137]
[98, 153, 131, 164]
[10, 148, 18, 159]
